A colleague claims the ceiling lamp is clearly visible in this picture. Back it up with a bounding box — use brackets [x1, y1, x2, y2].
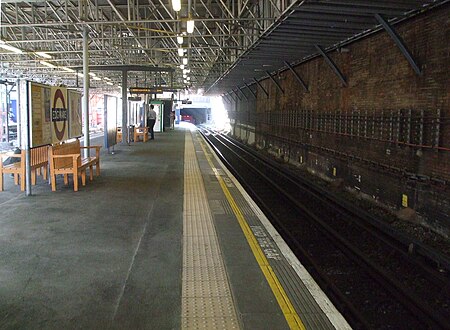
[106, 82, 114, 86]
[177, 35, 183, 44]
[182, 57, 188, 65]
[186, 20, 195, 34]
[40, 60, 56, 68]
[35, 51, 52, 59]
[0, 40, 23, 54]
[172, 0, 181, 12]
[178, 48, 184, 57]
[180, 64, 185, 70]
[187, 77, 191, 81]
[93, 77, 101, 81]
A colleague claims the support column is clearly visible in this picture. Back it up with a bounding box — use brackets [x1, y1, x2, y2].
[122, 70, 128, 144]
[25, 83, 32, 196]
[83, 26, 90, 157]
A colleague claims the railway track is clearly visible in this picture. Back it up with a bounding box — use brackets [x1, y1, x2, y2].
[200, 128, 450, 329]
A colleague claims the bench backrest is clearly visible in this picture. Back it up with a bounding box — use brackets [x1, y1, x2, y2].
[27, 145, 49, 166]
[50, 140, 81, 169]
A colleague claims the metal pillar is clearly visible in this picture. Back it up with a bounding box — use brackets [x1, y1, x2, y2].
[16, 79, 21, 147]
[82, 26, 90, 157]
[122, 70, 128, 144]
[25, 82, 32, 196]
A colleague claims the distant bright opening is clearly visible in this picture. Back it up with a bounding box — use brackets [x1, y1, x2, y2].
[211, 96, 230, 133]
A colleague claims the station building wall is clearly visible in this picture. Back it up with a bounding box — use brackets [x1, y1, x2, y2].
[226, 5, 450, 236]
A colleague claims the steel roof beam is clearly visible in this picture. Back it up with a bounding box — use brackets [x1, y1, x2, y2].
[374, 13, 422, 75]
[315, 44, 347, 87]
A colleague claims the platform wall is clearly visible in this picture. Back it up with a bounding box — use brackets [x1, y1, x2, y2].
[226, 5, 450, 236]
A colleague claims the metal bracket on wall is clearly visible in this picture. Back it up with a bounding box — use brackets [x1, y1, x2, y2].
[232, 88, 242, 101]
[253, 77, 269, 98]
[315, 45, 347, 87]
[265, 71, 284, 94]
[283, 61, 308, 92]
[227, 91, 237, 103]
[375, 14, 422, 76]
[237, 86, 249, 100]
[243, 83, 257, 99]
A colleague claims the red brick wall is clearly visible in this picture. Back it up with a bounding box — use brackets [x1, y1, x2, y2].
[252, 4, 450, 181]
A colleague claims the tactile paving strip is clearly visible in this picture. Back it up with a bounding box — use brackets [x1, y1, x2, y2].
[182, 132, 240, 330]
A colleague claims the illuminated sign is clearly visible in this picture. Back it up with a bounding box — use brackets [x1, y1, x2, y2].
[129, 87, 177, 94]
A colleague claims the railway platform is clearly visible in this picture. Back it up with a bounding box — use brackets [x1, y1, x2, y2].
[0, 127, 349, 329]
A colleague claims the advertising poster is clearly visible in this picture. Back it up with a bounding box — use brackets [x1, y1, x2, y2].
[29, 82, 52, 147]
[50, 86, 69, 143]
[68, 90, 82, 138]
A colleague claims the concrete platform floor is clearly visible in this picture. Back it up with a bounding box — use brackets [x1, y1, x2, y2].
[0, 130, 185, 329]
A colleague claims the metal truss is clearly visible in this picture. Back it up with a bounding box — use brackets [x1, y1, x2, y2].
[0, 0, 290, 91]
[1, 0, 446, 94]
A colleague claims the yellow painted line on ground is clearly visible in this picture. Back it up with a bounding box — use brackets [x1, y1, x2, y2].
[199, 137, 306, 330]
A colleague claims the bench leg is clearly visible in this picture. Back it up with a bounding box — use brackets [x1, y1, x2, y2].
[89, 165, 94, 181]
[73, 172, 79, 192]
[81, 170, 86, 186]
[64, 174, 69, 185]
[14, 173, 19, 185]
[31, 170, 36, 185]
[51, 175, 57, 191]
[96, 162, 100, 176]
[0, 173, 3, 191]
[20, 174, 25, 191]
[43, 165, 48, 180]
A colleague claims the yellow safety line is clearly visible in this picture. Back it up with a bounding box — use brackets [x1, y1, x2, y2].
[198, 137, 306, 330]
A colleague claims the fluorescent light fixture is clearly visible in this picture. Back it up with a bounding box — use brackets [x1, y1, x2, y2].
[0, 41, 23, 54]
[183, 74, 187, 78]
[182, 57, 188, 65]
[178, 48, 184, 57]
[40, 60, 56, 68]
[77, 72, 84, 77]
[61, 66, 75, 73]
[187, 77, 191, 81]
[183, 69, 188, 74]
[177, 36, 183, 44]
[187, 20, 195, 33]
[93, 76, 101, 81]
[171, 0, 181, 12]
[35, 51, 52, 59]
[106, 82, 114, 86]
[88, 72, 96, 77]
[180, 64, 185, 70]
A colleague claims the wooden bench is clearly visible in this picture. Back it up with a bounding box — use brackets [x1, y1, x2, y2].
[0, 145, 49, 191]
[134, 126, 149, 142]
[48, 139, 101, 192]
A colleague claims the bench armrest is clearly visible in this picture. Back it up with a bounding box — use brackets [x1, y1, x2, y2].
[51, 154, 80, 159]
[80, 145, 101, 158]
